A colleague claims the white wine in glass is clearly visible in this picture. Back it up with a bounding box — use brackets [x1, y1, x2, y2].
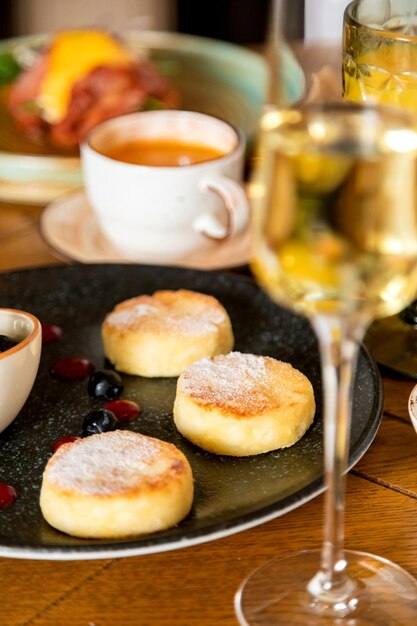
[235, 103, 417, 624]
[343, 0, 417, 377]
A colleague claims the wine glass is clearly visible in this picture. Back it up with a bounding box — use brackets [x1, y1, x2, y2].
[343, 0, 417, 377]
[266, 0, 346, 108]
[234, 100, 417, 626]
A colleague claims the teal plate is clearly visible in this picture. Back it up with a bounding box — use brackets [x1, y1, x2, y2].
[0, 31, 268, 204]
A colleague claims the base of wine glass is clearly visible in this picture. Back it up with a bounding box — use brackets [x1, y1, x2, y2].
[235, 549, 417, 625]
[365, 311, 417, 379]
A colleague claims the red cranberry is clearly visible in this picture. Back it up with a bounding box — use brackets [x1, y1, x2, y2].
[52, 435, 81, 453]
[41, 322, 63, 344]
[50, 357, 95, 382]
[104, 399, 141, 422]
[0, 483, 17, 509]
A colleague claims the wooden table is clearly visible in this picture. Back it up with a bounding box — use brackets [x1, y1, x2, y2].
[1, 199, 417, 626]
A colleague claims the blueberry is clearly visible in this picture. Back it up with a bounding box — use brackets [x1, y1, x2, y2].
[82, 409, 118, 437]
[87, 369, 123, 400]
[0, 334, 18, 353]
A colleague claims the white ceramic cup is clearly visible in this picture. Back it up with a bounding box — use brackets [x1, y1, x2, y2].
[81, 110, 249, 262]
[0, 309, 42, 433]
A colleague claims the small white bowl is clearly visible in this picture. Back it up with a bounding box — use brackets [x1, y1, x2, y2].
[408, 383, 417, 435]
[0, 308, 42, 433]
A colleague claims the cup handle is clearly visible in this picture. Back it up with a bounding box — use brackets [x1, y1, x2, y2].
[193, 174, 249, 240]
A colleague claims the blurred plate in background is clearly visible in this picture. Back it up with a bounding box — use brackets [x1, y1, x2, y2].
[0, 30, 268, 204]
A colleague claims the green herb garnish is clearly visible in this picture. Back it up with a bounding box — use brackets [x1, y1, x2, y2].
[20, 100, 42, 113]
[143, 97, 165, 111]
[0, 52, 22, 87]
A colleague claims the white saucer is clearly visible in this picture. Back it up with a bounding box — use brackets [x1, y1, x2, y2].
[40, 191, 251, 270]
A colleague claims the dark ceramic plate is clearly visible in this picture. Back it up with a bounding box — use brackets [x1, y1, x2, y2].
[0, 264, 383, 560]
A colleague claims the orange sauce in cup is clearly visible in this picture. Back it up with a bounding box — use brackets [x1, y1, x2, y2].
[100, 139, 226, 166]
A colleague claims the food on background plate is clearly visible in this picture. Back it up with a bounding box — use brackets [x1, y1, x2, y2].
[102, 289, 234, 378]
[5, 30, 179, 149]
[173, 352, 315, 456]
[40, 430, 194, 539]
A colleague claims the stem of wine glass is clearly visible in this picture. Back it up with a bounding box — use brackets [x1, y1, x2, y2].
[308, 314, 366, 615]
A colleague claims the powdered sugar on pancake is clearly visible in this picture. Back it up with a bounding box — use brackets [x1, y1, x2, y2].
[104, 289, 227, 336]
[45, 431, 185, 495]
[178, 352, 278, 414]
[178, 352, 312, 416]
